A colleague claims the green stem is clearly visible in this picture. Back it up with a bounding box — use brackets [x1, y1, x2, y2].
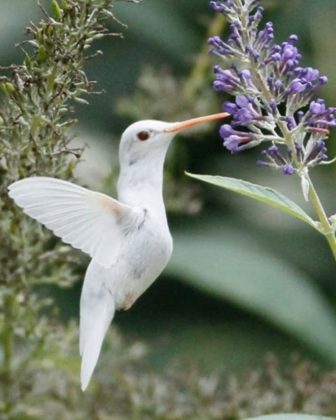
[307, 176, 336, 261]
[253, 70, 300, 161]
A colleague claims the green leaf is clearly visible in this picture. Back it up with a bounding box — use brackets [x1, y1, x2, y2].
[246, 415, 335, 420]
[168, 217, 336, 364]
[187, 173, 319, 232]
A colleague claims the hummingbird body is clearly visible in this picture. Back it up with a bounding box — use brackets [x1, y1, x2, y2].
[113, 120, 174, 310]
[92, 209, 173, 312]
[79, 214, 172, 389]
[8, 113, 228, 391]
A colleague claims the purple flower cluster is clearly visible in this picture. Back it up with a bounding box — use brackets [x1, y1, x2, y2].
[209, 0, 335, 174]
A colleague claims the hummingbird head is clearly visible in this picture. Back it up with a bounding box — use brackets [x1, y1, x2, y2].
[119, 120, 177, 168]
[119, 113, 229, 168]
[117, 113, 229, 207]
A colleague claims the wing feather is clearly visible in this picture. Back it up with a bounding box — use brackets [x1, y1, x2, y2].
[8, 176, 143, 268]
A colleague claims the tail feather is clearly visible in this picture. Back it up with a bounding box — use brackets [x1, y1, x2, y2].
[80, 261, 115, 391]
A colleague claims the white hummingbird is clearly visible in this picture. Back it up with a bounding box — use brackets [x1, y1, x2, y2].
[8, 112, 228, 391]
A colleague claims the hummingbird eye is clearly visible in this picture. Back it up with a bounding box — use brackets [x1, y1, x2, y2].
[136, 130, 150, 141]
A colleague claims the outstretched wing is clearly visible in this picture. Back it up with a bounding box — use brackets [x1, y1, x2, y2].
[8, 177, 143, 268]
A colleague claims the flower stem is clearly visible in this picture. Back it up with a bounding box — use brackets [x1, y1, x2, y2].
[253, 74, 336, 259]
[307, 176, 336, 261]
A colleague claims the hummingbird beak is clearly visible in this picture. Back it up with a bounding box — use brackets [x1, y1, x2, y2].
[164, 112, 230, 133]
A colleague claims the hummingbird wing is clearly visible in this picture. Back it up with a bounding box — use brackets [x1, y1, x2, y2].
[80, 261, 115, 391]
[8, 176, 143, 268]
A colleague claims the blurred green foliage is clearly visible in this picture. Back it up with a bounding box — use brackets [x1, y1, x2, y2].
[1, 0, 336, 418]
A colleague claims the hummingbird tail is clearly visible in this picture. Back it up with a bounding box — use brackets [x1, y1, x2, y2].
[80, 261, 115, 391]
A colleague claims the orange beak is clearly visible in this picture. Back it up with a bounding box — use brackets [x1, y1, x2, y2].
[165, 112, 229, 133]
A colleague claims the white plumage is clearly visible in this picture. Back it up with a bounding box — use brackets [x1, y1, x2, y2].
[79, 262, 116, 391]
[7, 113, 228, 390]
[8, 177, 138, 268]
